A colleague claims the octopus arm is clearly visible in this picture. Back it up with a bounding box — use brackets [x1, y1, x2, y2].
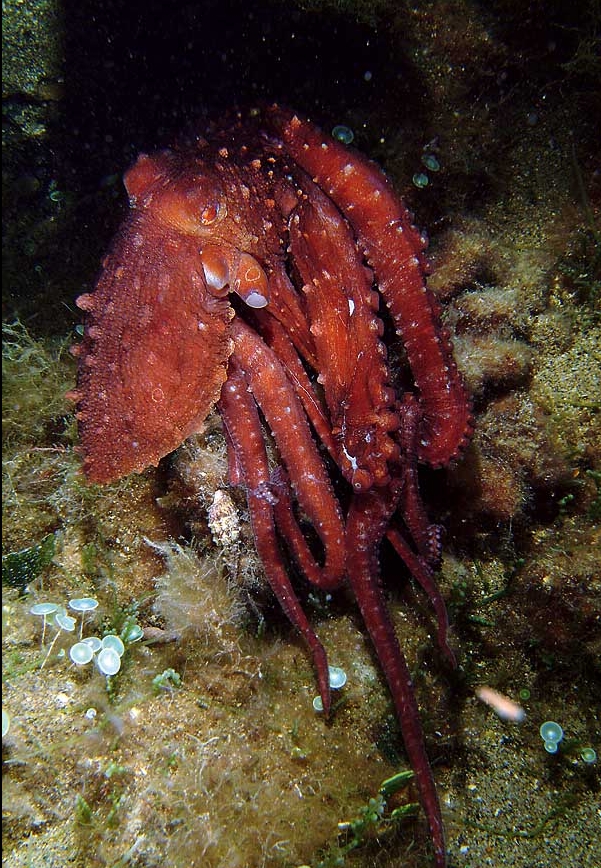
[254, 314, 337, 458]
[265, 262, 318, 367]
[395, 395, 445, 566]
[270, 106, 471, 468]
[288, 186, 400, 490]
[389, 396, 456, 665]
[218, 363, 332, 714]
[74, 217, 234, 483]
[230, 318, 346, 586]
[346, 487, 447, 868]
[269, 466, 345, 591]
[386, 528, 455, 668]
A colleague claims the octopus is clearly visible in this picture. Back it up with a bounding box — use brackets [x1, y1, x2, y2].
[68, 104, 472, 868]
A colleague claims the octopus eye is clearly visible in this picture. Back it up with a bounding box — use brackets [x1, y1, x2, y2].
[200, 202, 224, 225]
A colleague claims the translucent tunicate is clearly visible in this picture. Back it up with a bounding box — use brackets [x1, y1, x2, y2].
[421, 153, 440, 172]
[544, 739, 559, 754]
[312, 696, 324, 712]
[580, 747, 597, 764]
[30, 602, 59, 616]
[332, 125, 354, 145]
[102, 634, 125, 657]
[68, 597, 99, 612]
[70, 642, 94, 665]
[412, 172, 429, 188]
[96, 647, 121, 676]
[539, 721, 563, 744]
[328, 666, 347, 690]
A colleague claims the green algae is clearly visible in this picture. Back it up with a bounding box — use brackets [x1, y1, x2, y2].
[2, 533, 56, 593]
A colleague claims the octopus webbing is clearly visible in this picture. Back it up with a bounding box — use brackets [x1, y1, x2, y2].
[68, 104, 472, 867]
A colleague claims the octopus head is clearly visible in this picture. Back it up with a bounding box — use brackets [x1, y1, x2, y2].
[124, 151, 227, 237]
[123, 151, 269, 309]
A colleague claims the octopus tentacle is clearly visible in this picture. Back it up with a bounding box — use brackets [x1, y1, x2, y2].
[230, 317, 345, 586]
[396, 395, 444, 567]
[218, 362, 332, 715]
[287, 179, 400, 490]
[268, 105, 472, 469]
[199, 244, 270, 309]
[264, 261, 318, 367]
[385, 528, 455, 668]
[254, 315, 338, 459]
[270, 466, 344, 592]
[346, 487, 447, 868]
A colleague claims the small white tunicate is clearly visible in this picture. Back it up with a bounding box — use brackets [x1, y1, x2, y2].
[30, 602, 59, 616]
[70, 642, 94, 665]
[55, 613, 77, 632]
[81, 636, 103, 653]
[328, 666, 347, 690]
[68, 597, 99, 613]
[102, 634, 125, 657]
[96, 648, 121, 676]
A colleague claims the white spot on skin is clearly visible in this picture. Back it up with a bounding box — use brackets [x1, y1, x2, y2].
[348, 299, 355, 316]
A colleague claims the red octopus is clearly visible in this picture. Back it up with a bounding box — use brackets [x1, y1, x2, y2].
[68, 105, 472, 867]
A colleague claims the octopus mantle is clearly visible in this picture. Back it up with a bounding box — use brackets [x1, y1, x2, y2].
[69, 105, 472, 867]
